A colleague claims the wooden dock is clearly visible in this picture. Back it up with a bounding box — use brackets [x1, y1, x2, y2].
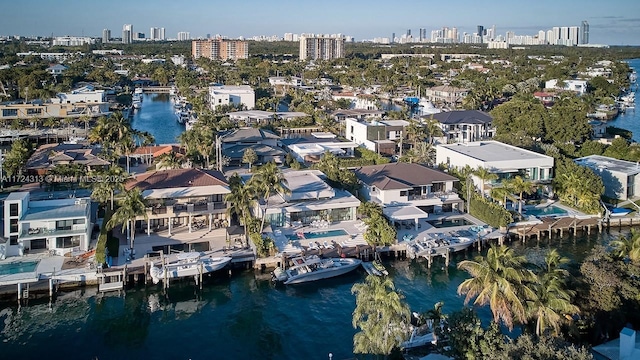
[508, 216, 602, 242]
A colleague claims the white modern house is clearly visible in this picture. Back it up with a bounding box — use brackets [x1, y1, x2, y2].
[226, 110, 309, 125]
[282, 132, 358, 164]
[254, 169, 361, 228]
[3, 192, 92, 258]
[54, 85, 106, 104]
[545, 79, 588, 95]
[574, 155, 640, 201]
[436, 141, 554, 190]
[345, 118, 409, 155]
[354, 163, 462, 227]
[208, 85, 255, 112]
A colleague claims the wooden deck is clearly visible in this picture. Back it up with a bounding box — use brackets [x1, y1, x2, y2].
[508, 216, 602, 241]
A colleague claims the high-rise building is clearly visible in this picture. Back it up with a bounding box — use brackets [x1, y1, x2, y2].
[477, 25, 484, 43]
[102, 29, 110, 44]
[177, 32, 190, 41]
[391, 32, 395, 43]
[159, 27, 165, 41]
[406, 29, 411, 37]
[191, 39, 248, 60]
[568, 26, 579, 46]
[150, 27, 166, 41]
[122, 24, 133, 44]
[580, 21, 589, 44]
[299, 34, 345, 60]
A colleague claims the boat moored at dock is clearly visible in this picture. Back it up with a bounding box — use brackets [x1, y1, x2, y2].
[272, 255, 361, 285]
[148, 252, 232, 285]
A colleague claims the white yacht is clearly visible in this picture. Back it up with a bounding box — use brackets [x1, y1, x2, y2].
[149, 252, 232, 285]
[272, 255, 362, 285]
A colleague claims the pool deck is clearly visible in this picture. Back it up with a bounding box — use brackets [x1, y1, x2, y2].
[509, 201, 602, 241]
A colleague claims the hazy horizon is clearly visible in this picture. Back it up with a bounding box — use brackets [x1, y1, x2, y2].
[2, 0, 640, 45]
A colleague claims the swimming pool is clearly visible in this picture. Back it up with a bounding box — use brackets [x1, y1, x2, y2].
[427, 218, 474, 228]
[287, 229, 349, 240]
[526, 205, 568, 218]
[0, 260, 39, 276]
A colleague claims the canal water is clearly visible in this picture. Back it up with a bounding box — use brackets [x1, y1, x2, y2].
[0, 232, 623, 360]
[2, 68, 639, 359]
[131, 93, 184, 144]
[606, 58, 640, 142]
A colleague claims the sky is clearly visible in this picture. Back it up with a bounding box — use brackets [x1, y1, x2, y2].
[2, 0, 640, 45]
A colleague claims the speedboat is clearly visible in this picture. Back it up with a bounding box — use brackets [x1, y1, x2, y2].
[148, 252, 232, 285]
[272, 255, 361, 285]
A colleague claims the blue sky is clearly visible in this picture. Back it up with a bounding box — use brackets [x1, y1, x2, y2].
[2, 0, 640, 45]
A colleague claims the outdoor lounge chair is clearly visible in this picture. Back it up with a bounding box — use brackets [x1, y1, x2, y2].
[323, 241, 334, 249]
[308, 241, 319, 250]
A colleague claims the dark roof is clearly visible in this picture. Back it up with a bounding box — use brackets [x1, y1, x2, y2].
[354, 163, 458, 190]
[125, 168, 228, 191]
[223, 144, 286, 159]
[427, 110, 492, 125]
[219, 128, 280, 143]
[26, 143, 110, 170]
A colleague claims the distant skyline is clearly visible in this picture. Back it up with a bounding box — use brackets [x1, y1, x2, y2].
[2, 0, 640, 45]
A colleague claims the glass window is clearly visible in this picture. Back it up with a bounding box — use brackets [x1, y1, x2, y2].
[73, 219, 85, 225]
[2, 109, 18, 117]
[56, 220, 73, 231]
[10, 203, 18, 217]
[10, 219, 18, 233]
[56, 236, 81, 248]
[9, 235, 18, 245]
[400, 190, 408, 196]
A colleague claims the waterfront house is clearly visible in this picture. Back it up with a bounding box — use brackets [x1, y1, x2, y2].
[354, 162, 462, 227]
[208, 85, 255, 112]
[574, 155, 640, 201]
[124, 168, 230, 245]
[436, 140, 554, 191]
[226, 110, 309, 125]
[252, 169, 361, 228]
[426, 110, 495, 144]
[219, 127, 286, 166]
[281, 132, 358, 165]
[2, 191, 92, 258]
[129, 144, 184, 168]
[26, 143, 110, 176]
[330, 109, 385, 123]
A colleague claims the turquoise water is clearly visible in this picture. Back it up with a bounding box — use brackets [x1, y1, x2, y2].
[131, 93, 185, 144]
[0, 230, 621, 360]
[525, 205, 568, 217]
[427, 218, 474, 228]
[0, 261, 39, 275]
[287, 229, 349, 240]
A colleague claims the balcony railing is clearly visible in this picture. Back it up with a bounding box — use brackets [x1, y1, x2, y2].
[151, 202, 227, 216]
[407, 191, 456, 201]
[20, 226, 87, 240]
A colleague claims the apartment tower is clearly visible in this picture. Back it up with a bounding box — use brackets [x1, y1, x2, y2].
[191, 39, 248, 60]
[299, 35, 345, 60]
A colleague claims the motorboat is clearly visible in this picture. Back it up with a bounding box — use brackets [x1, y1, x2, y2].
[272, 255, 361, 285]
[401, 324, 437, 350]
[134, 87, 143, 94]
[361, 260, 388, 277]
[148, 252, 232, 285]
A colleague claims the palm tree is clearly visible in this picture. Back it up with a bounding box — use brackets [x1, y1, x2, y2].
[79, 115, 91, 134]
[527, 249, 579, 336]
[157, 151, 183, 170]
[490, 184, 517, 209]
[225, 174, 257, 246]
[474, 166, 498, 196]
[248, 162, 290, 233]
[508, 176, 538, 214]
[422, 301, 447, 331]
[457, 245, 537, 330]
[107, 188, 148, 251]
[90, 165, 128, 210]
[351, 276, 411, 357]
[611, 229, 640, 263]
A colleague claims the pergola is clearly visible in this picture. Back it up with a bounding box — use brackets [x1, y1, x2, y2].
[382, 205, 429, 230]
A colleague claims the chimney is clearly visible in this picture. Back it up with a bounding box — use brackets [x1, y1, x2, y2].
[620, 327, 636, 360]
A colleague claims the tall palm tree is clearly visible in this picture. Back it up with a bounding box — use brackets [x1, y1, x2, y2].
[225, 174, 257, 246]
[457, 245, 537, 330]
[107, 188, 148, 251]
[351, 276, 411, 357]
[248, 162, 290, 233]
[490, 184, 517, 209]
[508, 176, 538, 214]
[527, 249, 579, 336]
[90, 165, 128, 210]
[157, 151, 183, 170]
[611, 229, 640, 263]
[474, 166, 498, 196]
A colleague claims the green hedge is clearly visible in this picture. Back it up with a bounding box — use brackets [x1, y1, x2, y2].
[339, 158, 375, 168]
[469, 194, 513, 228]
[95, 207, 113, 265]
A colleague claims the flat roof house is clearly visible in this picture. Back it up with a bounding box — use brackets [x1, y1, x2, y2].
[427, 110, 495, 144]
[574, 155, 640, 201]
[219, 128, 286, 166]
[436, 140, 554, 190]
[3, 192, 92, 258]
[281, 132, 358, 164]
[208, 85, 255, 112]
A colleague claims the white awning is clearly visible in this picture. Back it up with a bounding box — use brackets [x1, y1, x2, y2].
[143, 185, 230, 199]
[383, 206, 429, 221]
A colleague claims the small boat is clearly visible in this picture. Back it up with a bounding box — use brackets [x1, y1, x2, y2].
[401, 325, 437, 350]
[134, 87, 143, 94]
[148, 252, 232, 285]
[372, 260, 389, 275]
[362, 262, 383, 276]
[272, 255, 362, 285]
